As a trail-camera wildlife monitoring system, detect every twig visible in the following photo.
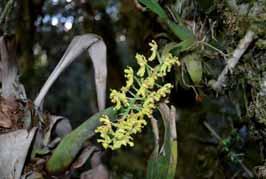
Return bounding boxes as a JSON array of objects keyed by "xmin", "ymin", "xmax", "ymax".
[
  {"xmin": 203, "ymin": 121, "xmax": 254, "ymax": 178},
  {"xmin": 0, "ymin": 0, "xmax": 14, "ymax": 25},
  {"xmin": 239, "ymin": 161, "xmax": 254, "ymax": 178},
  {"xmin": 203, "ymin": 121, "xmax": 221, "ymax": 141},
  {"xmin": 200, "ymin": 40, "xmax": 228, "ymax": 60},
  {"xmin": 212, "ymin": 30, "xmax": 255, "ymax": 91}
]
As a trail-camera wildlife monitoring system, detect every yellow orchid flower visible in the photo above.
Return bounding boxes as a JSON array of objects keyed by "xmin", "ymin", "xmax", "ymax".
[
  {"xmin": 159, "ymin": 53, "xmax": 180, "ymax": 77},
  {"xmin": 135, "ymin": 53, "xmax": 147, "ymax": 77},
  {"xmin": 148, "ymin": 40, "xmax": 158, "ymax": 61},
  {"xmin": 122, "ymin": 66, "xmax": 134, "ymax": 93},
  {"xmin": 110, "ymin": 89, "xmax": 129, "ymax": 110}
]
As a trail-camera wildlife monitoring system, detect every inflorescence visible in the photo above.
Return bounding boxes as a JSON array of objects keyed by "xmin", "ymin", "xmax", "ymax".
[{"xmin": 95, "ymin": 41, "xmax": 180, "ymax": 150}]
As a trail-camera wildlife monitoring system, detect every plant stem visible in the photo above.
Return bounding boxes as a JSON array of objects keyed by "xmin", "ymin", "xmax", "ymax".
[{"xmin": 212, "ymin": 30, "xmax": 255, "ymax": 91}]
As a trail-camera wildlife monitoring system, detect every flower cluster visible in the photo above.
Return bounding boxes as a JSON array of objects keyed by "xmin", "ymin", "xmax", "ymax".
[
  {"xmin": 110, "ymin": 90, "xmax": 128, "ymax": 110},
  {"xmin": 95, "ymin": 40, "xmax": 180, "ymax": 150}
]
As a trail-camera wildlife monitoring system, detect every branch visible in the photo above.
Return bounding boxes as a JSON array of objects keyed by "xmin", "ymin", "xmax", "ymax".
[
  {"xmin": 203, "ymin": 121, "xmax": 221, "ymax": 141},
  {"xmin": 212, "ymin": 30, "xmax": 255, "ymax": 91},
  {"xmin": 203, "ymin": 121, "xmax": 254, "ymax": 177}
]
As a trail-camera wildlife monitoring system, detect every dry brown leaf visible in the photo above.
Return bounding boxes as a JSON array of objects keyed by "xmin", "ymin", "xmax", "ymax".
[{"xmin": 0, "ymin": 96, "xmax": 23, "ymax": 129}]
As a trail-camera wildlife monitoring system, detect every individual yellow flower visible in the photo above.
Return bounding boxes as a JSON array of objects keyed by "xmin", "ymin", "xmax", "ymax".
[
  {"xmin": 110, "ymin": 89, "xmax": 129, "ymax": 110},
  {"xmin": 97, "ymin": 138, "xmax": 111, "ymax": 149},
  {"xmin": 100, "ymin": 115, "xmax": 112, "ymax": 128},
  {"xmin": 137, "ymin": 72, "xmax": 158, "ymax": 97},
  {"xmin": 122, "ymin": 66, "xmax": 134, "ymax": 93},
  {"xmin": 111, "ymin": 135, "xmax": 134, "ymax": 150},
  {"xmin": 141, "ymin": 97, "xmax": 156, "ymax": 117},
  {"xmin": 135, "ymin": 53, "xmax": 147, "ymax": 77},
  {"xmin": 148, "ymin": 40, "xmax": 158, "ymax": 61},
  {"xmin": 99, "ymin": 115, "xmax": 111, "ymax": 125},
  {"xmin": 143, "ymin": 74, "xmax": 157, "ymax": 89},
  {"xmin": 159, "ymin": 53, "xmax": 179, "ymax": 77},
  {"xmin": 156, "ymin": 83, "xmax": 173, "ymax": 98},
  {"xmin": 95, "ymin": 125, "xmax": 111, "ymax": 137},
  {"xmin": 95, "ymin": 115, "xmax": 113, "ymax": 149},
  {"xmin": 114, "ymin": 128, "xmax": 127, "ymax": 140},
  {"xmin": 149, "ymin": 91, "xmax": 161, "ymax": 102}
]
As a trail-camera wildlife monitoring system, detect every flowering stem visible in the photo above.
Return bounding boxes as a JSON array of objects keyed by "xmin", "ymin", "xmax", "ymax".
[
  {"xmin": 121, "ymin": 98, "xmax": 137, "ymax": 117},
  {"xmin": 134, "ymin": 76, "xmax": 142, "ymax": 87},
  {"xmin": 146, "ymin": 64, "xmax": 153, "ymax": 71},
  {"xmin": 128, "ymin": 90, "xmax": 139, "ymax": 98},
  {"xmin": 127, "ymin": 97, "xmax": 143, "ymax": 100},
  {"xmin": 132, "ymin": 85, "xmax": 140, "ymax": 93},
  {"xmin": 155, "ymin": 83, "xmax": 163, "ymax": 88}
]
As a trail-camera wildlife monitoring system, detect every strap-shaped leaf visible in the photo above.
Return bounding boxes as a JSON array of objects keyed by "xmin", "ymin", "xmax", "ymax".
[
  {"xmin": 34, "ymin": 34, "xmax": 107, "ymax": 111},
  {"xmin": 46, "ymin": 107, "xmax": 117, "ymax": 174},
  {"xmin": 166, "ymin": 20, "xmax": 194, "ymax": 41},
  {"xmin": 138, "ymin": 0, "xmax": 195, "ymax": 41},
  {"xmin": 138, "ymin": 0, "xmax": 168, "ymax": 19}
]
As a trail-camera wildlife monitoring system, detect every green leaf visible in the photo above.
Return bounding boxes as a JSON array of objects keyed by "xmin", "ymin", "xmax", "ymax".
[
  {"xmin": 138, "ymin": 0, "xmax": 195, "ymax": 41},
  {"xmin": 138, "ymin": 0, "xmax": 168, "ymax": 19},
  {"xmin": 166, "ymin": 20, "xmax": 194, "ymax": 41},
  {"xmin": 183, "ymin": 54, "xmax": 203, "ymax": 84},
  {"xmin": 161, "ymin": 40, "xmax": 195, "ymax": 58},
  {"xmin": 147, "ymin": 157, "xmax": 169, "ymax": 179},
  {"xmin": 46, "ymin": 107, "xmax": 117, "ymax": 174}
]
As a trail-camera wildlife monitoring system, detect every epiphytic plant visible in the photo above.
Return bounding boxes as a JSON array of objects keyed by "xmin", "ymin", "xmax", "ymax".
[{"xmin": 96, "ymin": 40, "xmax": 180, "ymax": 150}]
